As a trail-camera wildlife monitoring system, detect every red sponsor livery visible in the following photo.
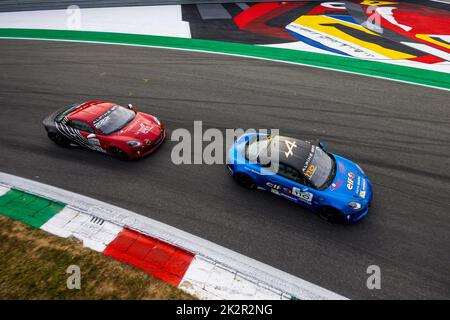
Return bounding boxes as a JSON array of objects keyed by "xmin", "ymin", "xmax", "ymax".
[{"xmin": 43, "ymin": 101, "xmax": 166, "ymax": 160}]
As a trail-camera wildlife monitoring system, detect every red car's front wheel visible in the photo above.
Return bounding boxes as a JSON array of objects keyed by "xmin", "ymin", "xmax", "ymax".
[{"xmin": 109, "ymin": 147, "xmax": 130, "ymax": 161}]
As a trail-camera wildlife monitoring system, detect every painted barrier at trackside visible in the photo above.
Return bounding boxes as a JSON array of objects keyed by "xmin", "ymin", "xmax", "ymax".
[{"xmin": 0, "ymin": 1, "xmax": 449, "ymax": 78}]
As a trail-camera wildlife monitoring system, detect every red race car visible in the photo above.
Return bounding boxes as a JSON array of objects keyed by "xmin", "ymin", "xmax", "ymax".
[{"xmin": 43, "ymin": 101, "xmax": 166, "ymax": 160}]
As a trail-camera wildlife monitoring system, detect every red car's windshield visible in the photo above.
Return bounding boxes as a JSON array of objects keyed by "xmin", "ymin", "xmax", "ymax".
[{"xmin": 93, "ymin": 105, "xmax": 135, "ymax": 135}]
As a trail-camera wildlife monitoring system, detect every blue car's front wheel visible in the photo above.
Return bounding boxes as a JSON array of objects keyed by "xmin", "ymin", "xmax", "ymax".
[
  {"xmin": 234, "ymin": 173, "xmax": 256, "ymax": 190},
  {"xmin": 318, "ymin": 206, "xmax": 344, "ymax": 223}
]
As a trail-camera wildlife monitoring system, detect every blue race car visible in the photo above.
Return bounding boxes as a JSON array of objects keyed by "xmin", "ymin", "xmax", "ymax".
[{"xmin": 227, "ymin": 133, "xmax": 373, "ymax": 223}]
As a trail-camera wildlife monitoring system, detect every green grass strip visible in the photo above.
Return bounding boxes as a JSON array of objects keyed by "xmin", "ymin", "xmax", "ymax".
[
  {"xmin": 0, "ymin": 189, "xmax": 65, "ymax": 228},
  {"xmin": 0, "ymin": 28, "xmax": 449, "ymax": 90}
]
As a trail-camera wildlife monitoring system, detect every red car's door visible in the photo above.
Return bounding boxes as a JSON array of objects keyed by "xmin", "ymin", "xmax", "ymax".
[{"xmin": 66, "ymin": 120, "xmax": 107, "ymax": 153}]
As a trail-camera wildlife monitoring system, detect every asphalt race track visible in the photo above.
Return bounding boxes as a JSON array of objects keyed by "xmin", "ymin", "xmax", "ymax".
[{"xmin": 1, "ymin": 39, "xmax": 449, "ymax": 299}]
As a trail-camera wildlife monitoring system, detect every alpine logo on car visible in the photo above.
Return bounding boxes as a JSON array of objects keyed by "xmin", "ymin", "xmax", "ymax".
[{"xmin": 284, "ymin": 139, "xmax": 297, "ymax": 158}]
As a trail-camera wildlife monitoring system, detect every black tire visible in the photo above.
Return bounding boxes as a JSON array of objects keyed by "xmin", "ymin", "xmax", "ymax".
[
  {"xmin": 109, "ymin": 147, "xmax": 130, "ymax": 161},
  {"xmin": 48, "ymin": 132, "xmax": 71, "ymax": 148},
  {"xmin": 318, "ymin": 206, "xmax": 344, "ymax": 223},
  {"xmin": 234, "ymin": 173, "xmax": 256, "ymax": 190}
]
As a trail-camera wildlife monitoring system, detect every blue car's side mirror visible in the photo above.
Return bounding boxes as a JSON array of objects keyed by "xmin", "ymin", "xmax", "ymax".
[{"xmin": 319, "ymin": 142, "xmax": 327, "ymax": 151}]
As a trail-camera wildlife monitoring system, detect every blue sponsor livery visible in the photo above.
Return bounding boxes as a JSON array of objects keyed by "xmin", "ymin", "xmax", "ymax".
[{"xmin": 227, "ymin": 133, "xmax": 373, "ymax": 223}]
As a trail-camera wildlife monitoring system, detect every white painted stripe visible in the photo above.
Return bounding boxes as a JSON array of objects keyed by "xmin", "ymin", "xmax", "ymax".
[
  {"xmin": 0, "ymin": 36, "xmax": 448, "ymax": 93},
  {"xmin": 286, "ymin": 21, "xmax": 389, "ymax": 60},
  {"xmin": 429, "ymin": 35, "xmax": 450, "ymax": 45},
  {"xmin": 264, "ymin": 41, "xmax": 342, "ymax": 56},
  {"xmin": 41, "ymin": 207, "xmax": 123, "ymax": 252},
  {"xmin": 380, "ymin": 59, "xmax": 450, "ymax": 74},
  {"xmin": 179, "ymin": 256, "xmax": 288, "ymax": 300},
  {"xmin": 0, "ymin": 6, "xmax": 190, "ymax": 38},
  {"xmin": 401, "ymin": 41, "xmax": 450, "ymax": 62},
  {"xmin": 264, "ymin": 42, "xmax": 450, "ymax": 74},
  {"xmin": 0, "ymin": 172, "xmax": 347, "ymax": 300},
  {"xmin": 0, "ymin": 185, "xmax": 11, "ymax": 196}
]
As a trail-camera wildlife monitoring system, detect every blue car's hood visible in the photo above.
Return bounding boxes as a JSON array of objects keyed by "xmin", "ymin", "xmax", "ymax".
[{"xmin": 327, "ymin": 154, "xmax": 371, "ymax": 203}]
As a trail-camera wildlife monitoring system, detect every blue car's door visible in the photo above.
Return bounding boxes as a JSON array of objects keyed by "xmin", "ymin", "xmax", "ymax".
[{"xmin": 262, "ymin": 162, "xmax": 318, "ymax": 210}]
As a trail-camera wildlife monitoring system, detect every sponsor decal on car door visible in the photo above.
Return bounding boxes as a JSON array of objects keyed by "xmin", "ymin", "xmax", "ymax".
[{"xmin": 265, "ymin": 176, "xmax": 315, "ymax": 208}]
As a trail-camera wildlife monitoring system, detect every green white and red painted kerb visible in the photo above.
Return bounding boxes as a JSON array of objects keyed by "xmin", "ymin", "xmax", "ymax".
[
  {"xmin": 0, "ymin": 190, "xmax": 191, "ymax": 286},
  {"xmin": 0, "ymin": 173, "xmax": 346, "ymax": 300},
  {"xmin": 0, "ymin": 185, "xmax": 236, "ymax": 297}
]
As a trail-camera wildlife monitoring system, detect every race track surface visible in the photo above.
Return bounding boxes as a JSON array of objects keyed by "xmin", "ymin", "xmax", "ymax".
[{"xmin": 0, "ymin": 39, "xmax": 449, "ymax": 299}]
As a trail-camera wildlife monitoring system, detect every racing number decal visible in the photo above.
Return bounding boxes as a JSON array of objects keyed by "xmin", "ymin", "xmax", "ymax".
[
  {"xmin": 267, "ymin": 183, "xmax": 313, "ymax": 204},
  {"xmin": 304, "ymin": 164, "xmax": 316, "ymax": 179},
  {"xmin": 284, "ymin": 140, "xmax": 297, "ymax": 158},
  {"xmin": 292, "ymin": 187, "xmax": 313, "ymax": 204}
]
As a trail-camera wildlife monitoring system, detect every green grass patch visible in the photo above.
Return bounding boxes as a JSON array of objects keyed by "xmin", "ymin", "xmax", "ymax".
[{"xmin": 0, "ymin": 215, "xmax": 194, "ymax": 299}]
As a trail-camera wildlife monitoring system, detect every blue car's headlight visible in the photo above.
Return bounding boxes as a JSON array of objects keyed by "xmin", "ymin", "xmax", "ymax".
[
  {"xmin": 348, "ymin": 201, "xmax": 362, "ymax": 210},
  {"xmin": 127, "ymin": 140, "xmax": 142, "ymax": 147}
]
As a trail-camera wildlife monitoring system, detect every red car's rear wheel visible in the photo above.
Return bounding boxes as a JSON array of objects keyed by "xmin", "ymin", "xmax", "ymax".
[{"xmin": 48, "ymin": 132, "xmax": 71, "ymax": 147}]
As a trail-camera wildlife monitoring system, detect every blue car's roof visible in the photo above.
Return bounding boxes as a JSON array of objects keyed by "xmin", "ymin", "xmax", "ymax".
[{"xmin": 259, "ymin": 135, "xmax": 315, "ymax": 172}]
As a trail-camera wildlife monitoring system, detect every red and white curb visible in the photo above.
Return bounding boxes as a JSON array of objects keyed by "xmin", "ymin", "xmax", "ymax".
[{"xmin": 0, "ymin": 172, "xmax": 347, "ymax": 300}]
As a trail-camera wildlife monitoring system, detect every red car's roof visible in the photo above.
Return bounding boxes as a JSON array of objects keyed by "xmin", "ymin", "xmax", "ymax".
[{"xmin": 67, "ymin": 101, "xmax": 114, "ymax": 124}]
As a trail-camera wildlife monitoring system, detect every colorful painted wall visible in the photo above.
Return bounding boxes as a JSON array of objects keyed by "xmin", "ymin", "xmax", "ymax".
[
  {"xmin": 0, "ymin": 1, "xmax": 449, "ymax": 74},
  {"xmin": 183, "ymin": 1, "xmax": 450, "ymax": 65}
]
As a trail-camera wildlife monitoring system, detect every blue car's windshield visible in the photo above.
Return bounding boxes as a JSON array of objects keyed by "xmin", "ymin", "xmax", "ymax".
[
  {"xmin": 245, "ymin": 135, "xmax": 271, "ymax": 163},
  {"xmin": 303, "ymin": 147, "xmax": 335, "ymax": 190},
  {"xmin": 93, "ymin": 105, "xmax": 135, "ymax": 135}
]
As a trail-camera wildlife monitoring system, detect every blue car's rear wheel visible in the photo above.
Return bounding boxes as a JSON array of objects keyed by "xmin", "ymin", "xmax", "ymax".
[
  {"xmin": 234, "ymin": 173, "xmax": 256, "ymax": 190},
  {"xmin": 318, "ymin": 206, "xmax": 344, "ymax": 223}
]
